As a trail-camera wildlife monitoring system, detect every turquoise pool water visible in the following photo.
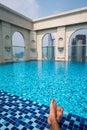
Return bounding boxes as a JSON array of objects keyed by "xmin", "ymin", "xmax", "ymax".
[{"xmin": 0, "ymin": 61, "xmax": 87, "ymax": 118}]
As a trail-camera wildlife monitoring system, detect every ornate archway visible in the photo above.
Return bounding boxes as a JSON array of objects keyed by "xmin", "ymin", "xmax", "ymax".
[
  {"xmin": 12, "ymin": 32, "xmax": 25, "ymax": 61},
  {"xmin": 68, "ymin": 29, "xmax": 87, "ymax": 62},
  {"xmin": 42, "ymin": 33, "xmax": 55, "ymax": 60}
]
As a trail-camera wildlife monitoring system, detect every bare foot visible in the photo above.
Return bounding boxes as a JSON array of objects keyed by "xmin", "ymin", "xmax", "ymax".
[
  {"xmin": 48, "ymin": 99, "xmax": 64, "ymax": 125},
  {"xmin": 56, "ymin": 107, "xmax": 64, "ymax": 122},
  {"xmin": 48, "ymin": 99, "xmax": 57, "ymax": 125}
]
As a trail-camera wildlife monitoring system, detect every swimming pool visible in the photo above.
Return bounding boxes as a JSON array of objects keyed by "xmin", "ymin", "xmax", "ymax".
[{"xmin": 0, "ymin": 61, "xmax": 87, "ymax": 118}]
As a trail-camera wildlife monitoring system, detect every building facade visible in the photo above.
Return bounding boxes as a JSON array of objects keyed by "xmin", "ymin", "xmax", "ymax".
[{"xmin": 0, "ymin": 3, "xmax": 87, "ymax": 63}]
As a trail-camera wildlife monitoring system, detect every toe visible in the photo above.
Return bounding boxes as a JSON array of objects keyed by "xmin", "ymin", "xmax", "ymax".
[{"xmin": 56, "ymin": 107, "xmax": 64, "ymax": 121}]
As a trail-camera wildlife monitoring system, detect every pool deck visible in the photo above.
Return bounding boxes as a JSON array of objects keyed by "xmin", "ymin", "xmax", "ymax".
[{"xmin": 0, "ymin": 91, "xmax": 87, "ymax": 130}]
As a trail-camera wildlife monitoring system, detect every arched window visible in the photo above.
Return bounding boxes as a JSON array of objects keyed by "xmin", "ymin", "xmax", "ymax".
[
  {"xmin": 42, "ymin": 33, "xmax": 55, "ymax": 60},
  {"xmin": 12, "ymin": 32, "xmax": 25, "ymax": 61},
  {"xmin": 68, "ymin": 29, "xmax": 87, "ymax": 62}
]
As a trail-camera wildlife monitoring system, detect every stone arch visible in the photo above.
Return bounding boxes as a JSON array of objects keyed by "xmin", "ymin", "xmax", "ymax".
[
  {"xmin": 68, "ymin": 28, "xmax": 87, "ymax": 45},
  {"xmin": 12, "ymin": 31, "xmax": 25, "ymax": 61},
  {"xmin": 42, "ymin": 33, "xmax": 55, "ymax": 46},
  {"xmin": 42, "ymin": 33, "xmax": 55, "ymax": 60},
  {"xmin": 68, "ymin": 28, "xmax": 87, "ymax": 62}
]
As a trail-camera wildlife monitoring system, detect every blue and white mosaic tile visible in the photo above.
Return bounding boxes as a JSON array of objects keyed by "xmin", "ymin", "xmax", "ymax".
[{"xmin": 0, "ymin": 91, "xmax": 87, "ymax": 130}]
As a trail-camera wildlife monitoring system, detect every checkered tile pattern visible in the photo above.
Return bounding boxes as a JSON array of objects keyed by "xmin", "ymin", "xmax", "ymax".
[{"xmin": 0, "ymin": 91, "xmax": 87, "ymax": 130}]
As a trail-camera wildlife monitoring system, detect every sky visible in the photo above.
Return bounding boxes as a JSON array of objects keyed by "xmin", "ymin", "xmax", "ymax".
[{"xmin": 0, "ymin": 0, "xmax": 87, "ymax": 19}]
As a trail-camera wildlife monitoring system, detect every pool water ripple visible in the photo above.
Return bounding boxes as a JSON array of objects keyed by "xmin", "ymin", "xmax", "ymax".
[{"xmin": 0, "ymin": 61, "xmax": 87, "ymax": 118}]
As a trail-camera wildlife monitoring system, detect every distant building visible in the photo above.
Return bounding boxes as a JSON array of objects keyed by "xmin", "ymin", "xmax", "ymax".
[{"xmin": 71, "ymin": 35, "xmax": 86, "ymax": 62}]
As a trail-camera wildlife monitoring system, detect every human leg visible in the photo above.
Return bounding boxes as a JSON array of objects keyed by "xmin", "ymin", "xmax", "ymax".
[{"xmin": 48, "ymin": 99, "xmax": 64, "ymax": 130}]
